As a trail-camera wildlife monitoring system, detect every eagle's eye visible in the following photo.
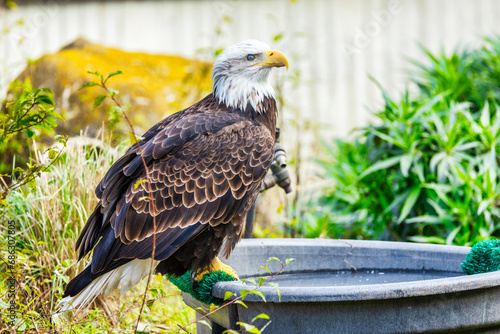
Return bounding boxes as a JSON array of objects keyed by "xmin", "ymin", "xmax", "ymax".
[{"xmin": 246, "ymin": 54, "xmax": 255, "ymax": 61}]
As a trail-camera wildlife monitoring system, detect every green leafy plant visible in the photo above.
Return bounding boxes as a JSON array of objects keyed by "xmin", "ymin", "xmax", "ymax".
[
  {"xmin": 81, "ymin": 70, "xmax": 125, "ymax": 132},
  {"xmin": 0, "ymin": 84, "xmax": 66, "ymax": 207},
  {"xmin": 313, "ymin": 36, "xmax": 500, "ymax": 246},
  {"xmin": 412, "ymin": 37, "xmax": 500, "ymax": 112}
]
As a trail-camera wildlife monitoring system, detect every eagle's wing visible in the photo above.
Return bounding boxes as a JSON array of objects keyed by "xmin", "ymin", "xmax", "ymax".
[{"xmin": 76, "ymin": 110, "xmax": 274, "ymax": 275}]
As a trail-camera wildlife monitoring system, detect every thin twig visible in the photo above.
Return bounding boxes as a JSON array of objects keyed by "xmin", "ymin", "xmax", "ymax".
[
  {"xmin": 259, "ymin": 319, "xmax": 272, "ymax": 333},
  {"xmin": 4, "ymin": 98, "xmax": 37, "ymax": 136},
  {"xmin": 1, "ymin": 148, "xmax": 64, "ymax": 196},
  {"xmin": 97, "ymin": 80, "xmax": 158, "ymax": 334},
  {"xmin": 342, "ymin": 241, "xmax": 358, "ymax": 272},
  {"xmin": 177, "ymin": 323, "xmax": 194, "ymax": 334}
]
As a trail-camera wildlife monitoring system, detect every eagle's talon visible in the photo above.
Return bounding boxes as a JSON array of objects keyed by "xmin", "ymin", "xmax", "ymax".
[
  {"xmin": 190, "ymin": 270, "xmax": 199, "ymax": 291},
  {"xmin": 195, "ymin": 256, "xmax": 239, "ymax": 282}
]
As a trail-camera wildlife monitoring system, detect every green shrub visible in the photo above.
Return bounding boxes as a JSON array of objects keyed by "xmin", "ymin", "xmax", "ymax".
[
  {"xmin": 0, "ymin": 83, "xmax": 66, "ymax": 206},
  {"xmin": 413, "ymin": 37, "xmax": 500, "ymax": 112},
  {"xmin": 315, "ymin": 37, "xmax": 500, "ymax": 246}
]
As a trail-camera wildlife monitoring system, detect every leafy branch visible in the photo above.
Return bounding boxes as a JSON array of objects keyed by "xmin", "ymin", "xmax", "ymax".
[
  {"xmin": 178, "ymin": 257, "xmax": 294, "ymax": 334},
  {"xmin": 0, "ymin": 86, "xmax": 67, "ymax": 207},
  {"xmin": 81, "ymin": 70, "xmax": 158, "ymax": 333}
]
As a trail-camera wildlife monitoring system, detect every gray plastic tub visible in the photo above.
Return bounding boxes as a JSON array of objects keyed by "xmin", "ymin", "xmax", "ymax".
[{"xmin": 182, "ymin": 238, "xmax": 500, "ymax": 334}]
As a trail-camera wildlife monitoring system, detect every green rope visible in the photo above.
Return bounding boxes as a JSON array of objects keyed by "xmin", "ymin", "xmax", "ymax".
[
  {"xmin": 461, "ymin": 239, "xmax": 500, "ymax": 275},
  {"xmin": 168, "ymin": 270, "xmax": 237, "ymax": 306}
]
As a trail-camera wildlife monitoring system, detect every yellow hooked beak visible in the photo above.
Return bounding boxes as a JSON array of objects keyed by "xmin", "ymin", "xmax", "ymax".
[{"xmin": 257, "ymin": 50, "xmax": 289, "ymax": 70}]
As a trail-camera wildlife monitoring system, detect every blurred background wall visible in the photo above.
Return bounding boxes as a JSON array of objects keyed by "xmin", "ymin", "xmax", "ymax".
[{"xmin": 1, "ymin": 0, "xmax": 499, "ymax": 139}]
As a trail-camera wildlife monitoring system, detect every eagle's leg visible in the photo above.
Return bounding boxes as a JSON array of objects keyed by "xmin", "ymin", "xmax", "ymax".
[{"xmin": 195, "ymin": 256, "xmax": 239, "ymax": 281}]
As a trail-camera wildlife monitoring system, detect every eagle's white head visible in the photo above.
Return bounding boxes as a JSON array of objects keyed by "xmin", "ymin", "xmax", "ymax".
[{"xmin": 212, "ymin": 39, "xmax": 289, "ymax": 113}]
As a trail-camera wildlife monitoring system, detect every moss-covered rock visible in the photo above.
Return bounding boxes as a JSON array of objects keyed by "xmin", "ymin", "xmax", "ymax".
[{"xmin": 10, "ymin": 38, "xmax": 213, "ymax": 136}]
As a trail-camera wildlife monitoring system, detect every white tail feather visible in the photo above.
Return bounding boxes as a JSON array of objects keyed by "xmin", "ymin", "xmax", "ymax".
[{"xmin": 57, "ymin": 259, "xmax": 159, "ymax": 314}]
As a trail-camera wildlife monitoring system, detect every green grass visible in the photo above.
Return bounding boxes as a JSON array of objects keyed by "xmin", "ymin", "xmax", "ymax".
[{"xmin": 0, "ymin": 134, "xmax": 195, "ymax": 333}]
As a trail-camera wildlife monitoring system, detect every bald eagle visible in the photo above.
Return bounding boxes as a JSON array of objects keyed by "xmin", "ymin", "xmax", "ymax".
[{"xmin": 58, "ymin": 40, "xmax": 289, "ymax": 313}]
